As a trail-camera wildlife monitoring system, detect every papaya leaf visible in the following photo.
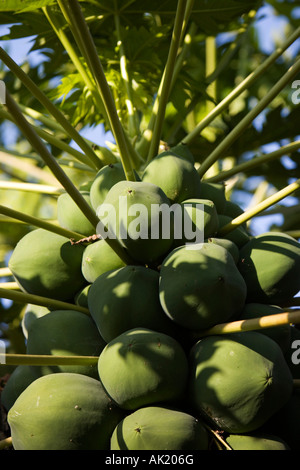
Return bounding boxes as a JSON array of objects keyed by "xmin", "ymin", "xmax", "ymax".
[{"xmin": 0, "ymin": 0, "xmax": 55, "ymax": 12}]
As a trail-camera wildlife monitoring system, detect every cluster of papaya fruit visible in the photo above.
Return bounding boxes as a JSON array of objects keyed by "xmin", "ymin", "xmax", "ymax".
[{"xmin": 2, "ymin": 146, "xmax": 300, "ymax": 450}]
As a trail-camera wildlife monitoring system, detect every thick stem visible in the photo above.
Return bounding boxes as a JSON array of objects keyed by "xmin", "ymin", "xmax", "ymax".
[
  {"xmin": 0, "ymin": 47, "xmax": 101, "ymax": 170},
  {"xmin": 197, "ymin": 56, "xmax": 300, "ymax": 179},
  {"xmin": 0, "ymin": 181, "xmax": 64, "ymax": 196},
  {"xmin": 3, "ymin": 354, "xmax": 98, "ymax": 367}
]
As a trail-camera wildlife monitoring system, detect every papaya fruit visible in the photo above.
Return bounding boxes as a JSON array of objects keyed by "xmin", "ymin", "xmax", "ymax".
[
  {"xmin": 7, "ymin": 372, "xmax": 125, "ymax": 450},
  {"xmin": 199, "ymin": 181, "xmax": 227, "ymax": 213},
  {"xmin": 226, "ymin": 433, "xmax": 290, "ymax": 450},
  {"xmin": 159, "ymin": 242, "xmax": 247, "ymax": 330},
  {"xmin": 110, "ymin": 406, "xmax": 209, "ymax": 450},
  {"xmin": 90, "ymin": 163, "xmax": 126, "ymax": 211},
  {"xmin": 26, "ymin": 309, "xmax": 106, "ymax": 378},
  {"xmin": 217, "ymin": 214, "xmax": 251, "ymax": 248},
  {"xmin": 237, "ymin": 232, "xmax": 300, "ymax": 305},
  {"xmin": 98, "ymin": 328, "xmax": 189, "ymax": 410},
  {"xmin": 21, "ymin": 304, "xmax": 51, "ymax": 339},
  {"xmin": 1, "ymin": 365, "xmax": 41, "ymax": 411},
  {"xmin": 172, "ymin": 198, "xmax": 219, "ymax": 248},
  {"xmin": 56, "ymin": 190, "xmax": 95, "ymax": 237},
  {"xmin": 238, "ymin": 303, "xmax": 291, "ymax": 353},
  {"xmin": 74, "ymin": 284, "xmax": 91, "ymax": 309},
  {"xmin": 142, "ymin": 151, "xmax": 201, "ymax": 203},
  {"xmin": 8, "ymin": 229, "xmax": 87, "ymax": 302},
  {"xmin": 169, "ymin": 143, "xmax": 195, "ymax": 164},
  {"xmin": 205, "ymin": 237, "xmax": 239, "ymax": 264},
  {"xmin": 88, "ymin": 265, "xmax": 180, "ymax": 343},
  {"xmin": 97, "ymin": 180, "xmax": 174, "ymax": 264},
  {"xmin": 81, "ymin": 238, "xmax": 126, "ymax": 283},
  {"xmin": 188, "ymin": 331, "xmax": 293, "ymax": 434}
]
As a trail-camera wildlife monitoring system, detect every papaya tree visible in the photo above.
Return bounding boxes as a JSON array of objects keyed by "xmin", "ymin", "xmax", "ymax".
[{"xmin": 0, "ymin": 0, "xmax": 300, "ymax": 451}]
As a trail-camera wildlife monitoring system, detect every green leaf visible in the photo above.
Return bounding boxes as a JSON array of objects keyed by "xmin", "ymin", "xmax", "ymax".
[{"xmin": 0, "ymin": 0, "xmax": 55, "ymax": 12}]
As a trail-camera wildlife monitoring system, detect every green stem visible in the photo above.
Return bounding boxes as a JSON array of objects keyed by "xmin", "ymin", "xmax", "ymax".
[
  {"xmin": 182, "ymin": 26, "xmax": 300, "ymax": 147},
  {"xmin": 218, "ymin": 178, "xmax": 300, "ymax": 236},
  {"xmin": 147, "ymin": 0, "xmax": 188, "ymax": 163},
  {"xmin": 0, "ymin": 47, "xmax": 101, "ymax": 170},
  {"xmin": 58, "ymin": 0, "xmax": 136, "ymax": 181},
  {"xmin": 2, "ymin": 354, "xmax": 98, "ymax": 367},
  {"xmin": 0, "ymin": 282, "xmax": 19, "ymax": 290},
  {"xmin": 0, "ymin": 204, "xmax": 85, "ymax": 240},
  {"xmin": 0, "ymin": 268, "xmax": 12, "ymax": 277},
  {"xmin": 206, "ymin": 140, "xmax": 300, "ymax": 183},
  {"xmin": 197, "ymin": 56, "xmax": 300, "ymax": 179},
  {"xmin": 0, "ymin": 287, "xmax": 90, "ymax": 315}
]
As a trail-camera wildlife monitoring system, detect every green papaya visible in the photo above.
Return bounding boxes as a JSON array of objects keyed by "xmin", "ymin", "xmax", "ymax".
[
  {"xmin": 172, "ymin": 198, "xmax": 219, "ymax": 248},
  {"xmin": 21, "ymin": 304, "xmax": 51, "ymax": 339},
  {"xmin": 1, "ymin": 365, "xmax": 41, "ymax": 411},
  {"xmin": 238, "ymin": 303, "xmax": 291, "ymax": 353},
  {"xmin": 159, "ymin": 243, "xmax": 247, "ymax": 330},
  {"xmin": 169, "ymin": 143, "xmax": 195, "ymax": 164},
  {"xmin": 237, "ymin": 232, "xmax": 300, "ymax": 304},
  {"xmin": 56, "ymin": 191, "xmax": 95, "ymax": 237},
  {"xmin": 88, "ymin": 265, "xmax": 180, "ymax": 343},
  {"xmin": 226, "ymin": 433, "xmax": 290, "ymax": 450},
  {"xmin": 8, "ymin": 229, "xmax": 87, "ymax": 302},
  {"xmin": 222, "ymin": 200, "xmax": 246, "ymax": 224},
  {"xmin": 110, "ymin": 406, "xmax": 209, "ymax": 450},
  {"xmin": 26, "ymin": 309, "xmax": 106, "ymax": 378},
  {"xmin": 98, "ymin": 328, "xmax": 189, "ymax": 410},
  {"xmin": 74, "ymin": 284, "xmax": 91, "ymax": 309},
  {"xmin": 142, "ymin": 152, "xmax": 201, "ymax": 203},
  {"xmin": 89, "ymin": 163, "xmax": 126, "ymax": 211},
  {"xmin": 8, "ymin": 372, "xmax": 125, "ymax": 450},
  {"xmin": 81, "ymin": 238, "xmax": 126, "ymax": 283},
  {"xmin": 188, "ymin": 331, "xmax": 293, "ymax": 434},
  {"xmin": 97, "ymin": 180, "xmax": 174, "ymax": 264},
  {"xmin": 199, "ymin": 181, "xmax": 227, "ymax": 213},
  {"xmin": 205, "ymin": 237, "xmax": 239, "ymax": 264},
  {"xmin": 218, "ymin": 214, "xmax": 251, "ymax": 248}
]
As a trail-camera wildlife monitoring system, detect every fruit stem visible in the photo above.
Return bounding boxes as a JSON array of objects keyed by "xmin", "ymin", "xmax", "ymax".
[
  {"xmin": 218, "ymin": 178, "xmax": 300, "ymax": 236},
  {"xmin": 0, "ymin": 268, "xmax": 12, "ymax": 278},
  {"xmin": 197, "ymin": 309, "xmax": 300, "ymax": 338},
  {"xmin": 0, "ymin": 287, "xmax": 90, "ymax": 315},
  {"xmin": 0, "ymin": 181, "xmax": 64, "ymax": 196},
  {"xmin": 0, "ymin": 47, "xmax": 101, "ymax": 171},
  {"xmin": 182, "ymin": 26, "xmax": 300, "ymax": 148},
  {"xmin": 2, "ymin": 354, "xmax": 98, "ymax": 367},
  {"xmin": 57, "ymin": 0, "xmax": 136, "ymax": 182}
]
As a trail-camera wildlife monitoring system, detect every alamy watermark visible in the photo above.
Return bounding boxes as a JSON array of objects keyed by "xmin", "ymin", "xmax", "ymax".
[
  {"xmin": 0, "ymin": 340, "xmax": 6, "ymax": 364},
  {"xmin": 291, "ymin": 80, "xmax": 300, "ymax": 105},
  {"xmin": 0, "ymin": 80, "xmax": 6, "ymax": 105},
  {"xmin": 96, "ymin": 198, "xmax": 205, "ymax": 249}
]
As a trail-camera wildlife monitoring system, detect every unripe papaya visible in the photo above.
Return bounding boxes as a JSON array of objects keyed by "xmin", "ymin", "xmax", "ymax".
[
  {"xmin": 98, "ymin": 328, "xmax": 189, "ymax": 410},
  {"xmin": 218, "ymin": 214, "xmax": 251, "ymax": 248},
  {"xmin": 97, "ymin": 180, "xmax": 174, "ymax": 264},
  {"xmin": 8, "ymin": 372, "xmax": 125, "ymax": 450},
  {"xmin": 238, "ymin": 232, "xmax": 300, "ymax": 304},
  {"xmin": 81, "ymin": 238, "xmax": 126, "ymax": 283},
  {"xmin": 110, "ymin": 406, "xmax": 209, "ymax": 450},
  {"xmin": 88, "ymin": 265, "xmax": 180, "ymax": 343},
  {"xmin": 199, "ymin": 181, "xmax": 227, "ymax": 213},
  {"xmin": 226, "ymin": 433, "xmax": 290, "ymax": 450},
  {"xmin": 189, "ymin": 331, "xmax": 293, "ymax": 434},
  {"xmin": 142, "ymin": 152, "xmax": 201, "ymax": 203},
  {"xmin": 90, "ymin": 163, "xmax": 126, "ymax": 211},
  {"xmin": 159, "ymin": 243, "xmax": 247, "ymax": 330},
  {"xmin": 1, "ymin": 365, "xmax": 41, "ymax": 411},
  {"xmin": 8, "ymin": 229, "xmax": 87, "ymax": 302},
  {"xmin": 205, "ymin": 237, "xmax": 239, "ymax": 264},
  {"xmin": 169, "ymin": 143, "xmax": 195, "ymax": 164},
  {"xmin": 74, "ymin": 284, "xmax": 91, "ymax": 309},
  {"xmin": 56, "ymin": 191, "xmax": 95, "ymax": 237},
  {"xmin": 21, "ymin": 304, "xmax": 51, "ymax": 339},
  {"xmin": 26, "ymin": 309, "xmax": 106, "ymax": 378}
]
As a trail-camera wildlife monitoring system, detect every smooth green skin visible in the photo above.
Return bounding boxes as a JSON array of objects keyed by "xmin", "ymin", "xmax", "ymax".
[
  {"xmin": 81, "ymin": 238, "xmax": 126, "ymax": 283},
  {"xmin": 159, "ymin": 243, "xmax": 247, "ymax": 330},
  {"xmin": 74, "ymin": 284, "xmax": 91, "ymax": 309},
  {"xmin": 222, "ymin": 200, "xmax": 247, "ymax": 229},
  {"xmin": 238, "ymin": 232, "xmax": 300, "ymax": 304},
  {"xmin": 1, "ymin": 365, "xmax": 41, "ymax": 412},
  {"xmin": 218, "ymin": 214, "xmax": 251, "ymax": 248},
  {"xmin": 90, "ymin": 163, "xmax": 126, "ymax": 211},
  {"xmin": 98, "ymin": 328, "xmax": 189, "ymax": 411},
  {"xmin": 57, "ymin": 191, "xmax": 95, "ymax": 237},
  {"xmin": 8, "ymin": 373, "xmax": 125, "ymax": 450},
  {"xmin": 99, "ymin": 180, "xmax": 174, "ymax": 264},
  {"xmin": 21, "ymin": 304, "xmax": 51, "ymax": 339},
  {"xmin": 8, "ymin": 229, "xmax": 87, "ymax": 302},
  {"xmin": 199, "ymin": 182, "xmax": 227, "ymax": 213},
  {"xmin": 172, "ymin": 198, "xmax": 219, "ymax": 248},
  {"xmin": 169, "ymin": 144, "xmax": 195, "ymax": 164},
  {"xmin": 205, "ymin": 237, "xmax": 240, "ymax": 264},
  {"xmin": 110, "ymin": 406, "xmax": 209, "ymax": 450},
  {"xmin": 26, "ymin": 309, "xmax": 106, "ymax": 379},
  {"xmin": 188, "ymin": 331, "xmax": 293, "ymax": 434},
  {"xmin": 142, "ymin": 152, "xmax": 201, "ymax": 203},
  {"xmin": 88, "ymin": 265, "xmax": 180, "ymax": 343},
  {"xmin": 238, "ymin": 303, "xmax": 291, "ymax": 353},
  {"xmin": 226, "ymin": 433, "xmax": 290, "ymax": 450}
]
